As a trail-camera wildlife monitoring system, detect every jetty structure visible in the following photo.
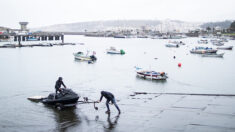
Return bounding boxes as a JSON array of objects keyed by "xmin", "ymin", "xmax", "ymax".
[{"xmin": 0, "ymin": 22, "xmax": 66, "ymax": 47}]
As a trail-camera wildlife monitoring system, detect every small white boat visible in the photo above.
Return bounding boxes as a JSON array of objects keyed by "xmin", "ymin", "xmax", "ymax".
[
  {"xmin": 219, "ymin": 38, "xmax": 229, "ymax": 42},
  {"xmin": 73, "ymin": 51, "xmax": 97, "ymax": 61},
  {"xmin": 210, "ymin": 39, "xmax": 224, "ymax": 46},
  {"xmin": 136, "ymin": 70, "xmax": 168, "ymax": 80},
  {"xmin": 165, "ymin": 43, "xmax": 179, "ymax": 48},
  {"xmin": 106, "ymin": 47, "xmax": 125, "ymax": 54},
  {"xmin": 212, "ymin": 41, "xmax": 224, "ymax": 46},
  {"xmin": 198, "ymin": 39, "xmax": 208, "ymax": 44},
  {"xmin": 39, "ymin": 43, "xmax": 53, "ymax": 47},
  {"xmin": 202, "ymin": 53, "xmax": 225, "ymax": 58},
  {"xmin": 1, "ymin": 44, "xmax": 16, "ymax": 48},
  {"xmin": 217, "ymin": 46, "xmax": 233, "ymax": 50},
  {"xmin": 113, "ymin": 35, "xmax": 126, "ymax": 38},
  {"xmin": 170, "ymin": 41, "xmax": 185, "ymax": 45},
  {"xmin": 210, "ymin": 39, "xmax": 221, "ymax": 43},
  {"xmin": 230, "ymin": 37, "xmax": 235, "ymax": 40},
  {"xmin": 151, "ymin": 36, "xmax": 161, "ymax": 39}
]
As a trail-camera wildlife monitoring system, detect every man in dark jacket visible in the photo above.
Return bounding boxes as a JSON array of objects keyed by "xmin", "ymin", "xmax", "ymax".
[
  {"xmin": 98, "ymin": 91, "xmax": 121, "ymax": 114},
  {"xmin": 55, "ymin": 77, "xmax": 67, "ymax": 95}
]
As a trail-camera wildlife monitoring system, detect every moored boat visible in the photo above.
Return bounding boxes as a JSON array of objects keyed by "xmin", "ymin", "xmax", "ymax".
[
  {"xmin": 165, "ymin": 43, "xmax": 179, "ymax": 48},
  {"xmin": 198, "ymin": 39, "xmax": 208, "ymax": 44},
  {"xmin": 0, "ymin": 44, "xmax": 16, "ymax": 48},
  {"xmin": 170, "ymin": 41, "xmax": 185, "ymax": 45},
  {"xmin": 218, "ymin": 38, "xmax": 229, "ymax": 42},
  {"xmin": 212, "ymin": 41, "xmax": 224, "ymax": 46},
  {"xmin": 73, "ymin": 51, "xmax": 97, "ymax": 61},
  {"xmin": 202, "ymin": 53, "xmax": 225, "ymax": 57},
  {"xmin": 217, "ymin": 46, "xmax": 233, "ymax": 50},
  {"xmin": 211, "ymin": 39, "xmax": 224, "ymax": 46},
  {"xmin": 106, "ymin": 47, "xmax": 125, "ymax": 54},
  {"xmin": 136, "ymin": 70, "xmax": 168, "ymax": 80},
  {"xmin": 190, "ymin": 47, "xmax": 217, "ymax": 54},
  {"xmin": 27, "ymin": 37, "xmax": 38, "ymax": 41},
  {"xmin": 113, "ymin": 35, "xmax": 126, "ymax": 38}
]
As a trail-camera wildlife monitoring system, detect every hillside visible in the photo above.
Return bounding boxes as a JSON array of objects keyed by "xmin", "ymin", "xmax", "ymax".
[
  {"xmin": 31, "ymin": 20, "xmax": 201, "ymax": 33},
  {"xmin": 200, "ymin": 20, "xmax": 233, "ymax": 29}
]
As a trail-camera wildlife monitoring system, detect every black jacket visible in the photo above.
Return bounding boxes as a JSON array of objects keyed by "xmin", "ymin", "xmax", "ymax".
[
  {"xmin": 100, "ymin": 91, "xmax": 114, "ymax": 101},
  {"xmin": 55, "ymin": 80, "xmax": 65, "ymax": 90}
]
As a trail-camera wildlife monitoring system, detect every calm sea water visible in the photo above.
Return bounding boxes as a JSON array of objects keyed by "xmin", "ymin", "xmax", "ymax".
[{"xmin": 0, "ymin": 35, "xmax": 235, "ymax": 131}]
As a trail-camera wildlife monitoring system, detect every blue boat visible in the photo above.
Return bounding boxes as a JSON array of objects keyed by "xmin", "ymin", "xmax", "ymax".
[{"xmin": 27, "ymin": 37, "xmax": 38, "ymax": 41}]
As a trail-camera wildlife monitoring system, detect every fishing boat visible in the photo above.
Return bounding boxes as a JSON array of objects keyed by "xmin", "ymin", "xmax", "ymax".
[
  {"xmin": 135, "ymin": 67, "xmax": 168, "ymax": 80},
  {"xmin": 217, "ymin": 46, "xmax": 233, "ymax": 50},
  {"xmin": 106, "ymin": 47, "xmax": 125, "ymax": 54},
  {"xmin": 165, "ymin": 43, "xmax": 179, "ymax": 48},
  {"xmin": 73, "ymin": 51, "xmax": 97, "ymax": 61},
  {"xmin": 190, "ymin": 47, "xmax": 217, "ymax": 54},
  {"xmin": 202, "ymin": 53, "xmax": 224, "ymax": 58},
  {"xmin": 136, "ymin": 70, "xmax": 168, "ymax": 80}
]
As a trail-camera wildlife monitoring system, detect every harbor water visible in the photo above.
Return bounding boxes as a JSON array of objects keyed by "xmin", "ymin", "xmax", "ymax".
[{"xmin": 0, "ymin": 35, "xmax": 235, "ymax": 132}]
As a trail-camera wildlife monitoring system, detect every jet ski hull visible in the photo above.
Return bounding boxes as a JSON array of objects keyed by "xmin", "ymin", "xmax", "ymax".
[
  {"xmin": 42, "ymin": 97, "xmax": 79, "ymax": 105},
  {"xmin": 42, "ymin": 89, "xmax": 79, "ymax": 105}
]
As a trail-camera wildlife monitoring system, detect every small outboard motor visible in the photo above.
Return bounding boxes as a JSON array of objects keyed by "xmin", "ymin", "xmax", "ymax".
[{"xmin": 90, "ymin": 55, "xmax": 97, "ymax": 61}]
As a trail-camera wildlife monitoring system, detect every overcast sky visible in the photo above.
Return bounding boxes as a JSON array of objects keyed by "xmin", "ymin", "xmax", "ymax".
[{"xmin": 1, "ymin": 0, "xmax": 235, "ymax": 28}]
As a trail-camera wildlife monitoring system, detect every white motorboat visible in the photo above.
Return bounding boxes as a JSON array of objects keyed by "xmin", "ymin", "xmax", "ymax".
[
  {"xmin": 165, "ymin": 43, "xmax": 179, "ymax": 48},
  {"xmin": 202, "ymin": 53, "xmax": 225, "ymax": 58},
  {"xmin": 212, "ymin": 41, "xmax": 224, "ymax": 46},
  {"xmin": 198, "ymin": 39, "xmax": 208, "ymax": 44},
  {"xmin": 73, "ymin": 51, "xmax": 97, "ymax": 61},
  {"xmin": 211, "ymin": 39, "xmax": 224, "ymax": 46},
  {"xmin": 106, "ymin": 47, "xmax": 125, "ymax": 54},
  {"xmin": 170, "ymin": 41, "xmax": 185, "ymax": 45},
  {"xmin": 217, "ymin": 46, "xmax": 233, "ymax": 50}
]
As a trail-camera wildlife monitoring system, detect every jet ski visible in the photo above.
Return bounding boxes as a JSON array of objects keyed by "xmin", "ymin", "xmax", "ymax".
[{"xmin": 42, "ymin": 88, "xmax": 79, "ymax": 105}]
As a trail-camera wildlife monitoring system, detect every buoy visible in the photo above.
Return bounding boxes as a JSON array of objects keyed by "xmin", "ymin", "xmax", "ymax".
[{"xmin": 178, "ymin": 63, "xmax": 181, "ymax": 67}]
